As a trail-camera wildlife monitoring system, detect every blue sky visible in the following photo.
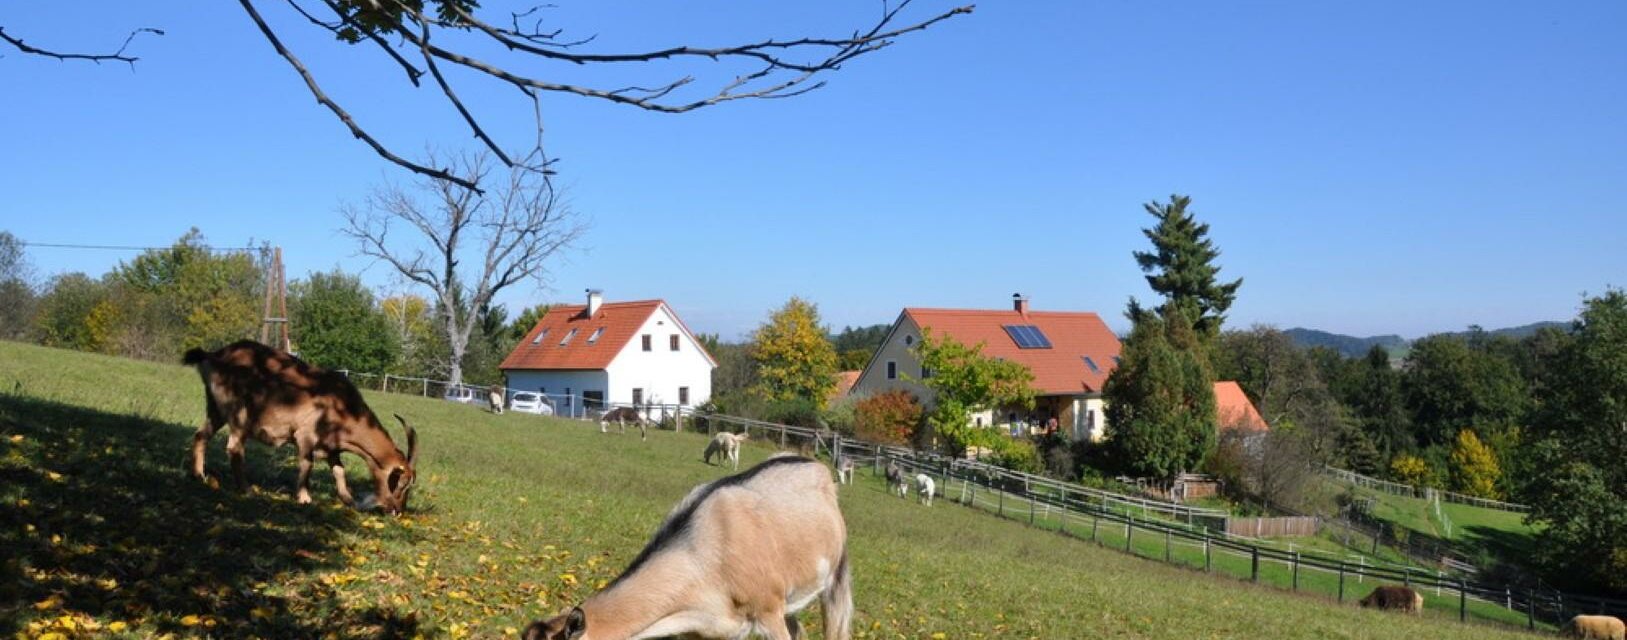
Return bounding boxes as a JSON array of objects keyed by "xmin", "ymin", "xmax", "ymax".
[{"xmin": 3, "ymin": 1, "xmax": 1623, "ymax": 340}]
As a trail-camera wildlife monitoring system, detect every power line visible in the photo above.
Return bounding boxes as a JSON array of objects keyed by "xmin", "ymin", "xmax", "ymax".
[{"xmin": 19, "ymin": 241, "xmax": 261, "ymax": 253}]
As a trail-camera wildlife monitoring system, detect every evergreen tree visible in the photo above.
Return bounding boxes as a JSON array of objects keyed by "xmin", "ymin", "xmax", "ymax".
[
  {"xmin": 748, "ymin": 297, "xmax": 839, "ymax": 409},
  {"xmin": 1102, "ymin": 313, "xmax": 1216, "ymax": 477},
  {"xmin": 1131, "ymin": 195, "xmax": 1243, "ymax": 340}
]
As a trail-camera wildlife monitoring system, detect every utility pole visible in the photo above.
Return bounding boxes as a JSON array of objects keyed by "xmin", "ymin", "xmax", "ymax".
[{"xmin": 259, "ymin": 246, "xmax": 291, "ymax": 352}]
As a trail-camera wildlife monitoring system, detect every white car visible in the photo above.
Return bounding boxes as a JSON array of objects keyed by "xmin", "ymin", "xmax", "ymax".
[
  {"xmin": 509, "ymin": 392, "xmax": 555, "ymax": 416},
  {"xmin": 443, "ymin": 386, "xmax": 478, "ymax": 404}
]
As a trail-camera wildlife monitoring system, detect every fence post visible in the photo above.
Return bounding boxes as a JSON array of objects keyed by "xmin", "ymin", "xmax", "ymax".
[
  {"xmin": 1204, "ymin": 536, "xmax": 1212, "ymax": 572},
  {"xmin": 1459, "ymin": 578, "xmax": 1467, "ymax": 622},
  {"xmin": 1526, "ymin": 589, "xmax": 1534, "ymax": 630},
  {"xmin": 968, "ymin": 480, "xmax": 976, "ymax": 509},
  {"xmin": 1126, "ymin": 517, "xmax": 1133, "ymax": 553},
  {"xmin": 1338, "ymin": 562, "xmax": 1345, "ymax": 602},
  {"xmin": 1291, "ymin": 552, "xmax": 1299, "ymax": 591},
  {"xmin": 1403, "ymin": 567, "xmax": 1411, "ymax": 587},
  {"xmin": 998, "ymin": 487, "xmax": 1005, "ymax": 517},
  {"xmin": 422, "ymin": 379, "xmax": 428, "ymax": 396},
  {"xmin": 779, "ymin": 427, "xmax": 787, "ymax": 448},
  {"xmin": 1250, "ymin": 547, "xmax": 1260, "ymax": 583},
  {"xmin": 1091, "ymin": 516, "xmax": 1099, "ymax": 543},
  {"xmin": 382, "ymin": 374, "xmax": 391, "ymax": 393},
  {"xmin": 1164, "ymin": 530, "xmax": 1172, "ymax": 563},
  {"xmin": 1029, "ymin": 494, "xmax": 1036, "ymax": 526}
]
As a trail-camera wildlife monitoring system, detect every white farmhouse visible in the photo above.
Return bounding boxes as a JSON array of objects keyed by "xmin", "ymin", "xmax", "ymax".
[{"xmin": 499, "ymin": 291, "xmax": 716, "ymax": 412}]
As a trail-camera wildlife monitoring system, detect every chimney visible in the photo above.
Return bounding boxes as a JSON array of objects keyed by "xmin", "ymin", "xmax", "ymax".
[
  {"xmin": 586, "ymin": 289, "xmax": 603, "ymax": 317},
  {"xmin": 1012, "ymin": 292, "xmax": 1029, "ymax": 316}
]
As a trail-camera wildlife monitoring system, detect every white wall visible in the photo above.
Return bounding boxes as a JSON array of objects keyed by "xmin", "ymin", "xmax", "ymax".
[
  {"xmin": 604, "ymin": 304, "xmax": 714, "ymax": 407},
  {"xmin": 849, "ymin": 314, "xmax": 935, "ymax": 404}
]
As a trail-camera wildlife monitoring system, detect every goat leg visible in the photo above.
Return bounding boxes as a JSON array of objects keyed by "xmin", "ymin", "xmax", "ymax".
[
  {"xmin": 225, "ymin": 431, "xmax": 247, "ymax": 491},
  {"xmin": 190, "ymin": 419, "xmax": 219, "ymax": 484},
  {"xmin": 758, "ymin": 610, "xmax": 795, "ymax": 640},
  {"xmin": 784, "ymin": 614, "xmax": 804, "ymax": 640},
  {"xmin": 328, "ymin": 451, "xmax": 356, "ymax": 506},
  {"xmin": 295, "ymin": 443, "xmax": 315, "ymax": 505}
]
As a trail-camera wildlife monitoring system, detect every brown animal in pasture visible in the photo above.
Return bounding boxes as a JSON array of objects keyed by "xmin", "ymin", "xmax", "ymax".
[
  {"xmin": 600, "ymin": 406, "xmax": 648, "ymax": 440},
  {"xmin": 1359, "ymin": 585, "xmax": 1423, "ymax": 614},
  {"xmin": 1564, "ymin": 615, "xmax": 1627, "ymax": 640},
  {"xmin": 184, "ymin": 340, "xmax": 419, "ymax": 514},
  {"xmin": 524, "ymin": 455, "xmax": 852, "ymax": 640}
]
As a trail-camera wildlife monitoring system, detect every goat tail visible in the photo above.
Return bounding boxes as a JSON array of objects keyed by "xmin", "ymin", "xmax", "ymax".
[
  {"xmin": 182, "ymin": 347, "xmax": 210, "ymax": 366},
  {"xmin": 822, "ymin": 548, "xmax": 853, "ymax": 640}
]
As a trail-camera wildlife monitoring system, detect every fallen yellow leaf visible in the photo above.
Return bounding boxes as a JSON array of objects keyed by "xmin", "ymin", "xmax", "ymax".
[
  {"xmin": 108, "ymin": 621, "xmax": 129, "ymax": 632},
  {"xmin": 180, "ymin": 615, "xmax": 201, "ymax": 627},
  {"xmin": 8, "ymin": 434, "xmax": 21, "ymax": 443},
  {"xmin": 33, "ymin": 594, "xmax": 63, "ymax": 611}
]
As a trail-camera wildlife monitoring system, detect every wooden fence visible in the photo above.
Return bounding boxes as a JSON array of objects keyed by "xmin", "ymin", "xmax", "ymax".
[{"xmin": 1225, "ymin": 516, "xmax": 1319, "ymax": 538}]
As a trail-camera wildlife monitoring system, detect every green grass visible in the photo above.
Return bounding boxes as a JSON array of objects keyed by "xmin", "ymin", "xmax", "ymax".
[
  {"xmin": 0, "ymin": 340, "xmax": 1547, "ymax": 639},
  {"xmin": 1347, "ymin": 484, "xmax": 1540, "ymax": 574}
]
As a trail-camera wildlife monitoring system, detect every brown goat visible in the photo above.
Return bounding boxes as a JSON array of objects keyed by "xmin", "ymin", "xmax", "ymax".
[
  {"xmin": 1359, "ymin": 585, "xmax": 1423, "ymax": 614},
  {"xmin": 1564, "ymin": 615, "xmax": 1626, "ymax": 640},
  {"xmin": 184, "ymin": 340, "xmax": 419, "ymax": 514}
]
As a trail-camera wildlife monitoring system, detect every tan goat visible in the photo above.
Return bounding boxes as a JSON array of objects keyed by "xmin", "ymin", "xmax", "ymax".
[
  {"xmin": 1564, "ymin": 615, "xmax": 1626, "ymax": 640},
  {"xmin": 525, "ymin": 455, "xmax": 851, "ymax": 640},
  {"xmin": 184, "ymin": 340, "xmax": 419, "ymax": 514}
]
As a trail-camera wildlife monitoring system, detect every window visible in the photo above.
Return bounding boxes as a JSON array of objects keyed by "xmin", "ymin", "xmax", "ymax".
[
  {"xmin": 679, "ymin": 386, "xmax": 690, "ymax": 405},
  {"xmin": 1002, "ymin": 324, "xmax": 1053, "ymax": 349},
  {"xmin": 886, "ymin": 361, "xmax": 897, "ymax": 380},
  {"xmin": 904, "ymin": 335, "xmax": 914, "ymax": 346},
  {"xmin": 531, "ymin": 328, "xmax": 549, "ymax": 345},
  {"xmin": 1082, "ymin": 356, "xmax": 1101, "ymax": 373},
  {"xmin": 642, "ymin": 334, "xmax": 652, "ymax": 351},
  {"xmin": 921, "ymin": 365, "xmax": 933, "ymax": 379},
  {"xmin": 583, "ymin": 390, "xmax": 605, "ymax": 409},
  {"xmin": 538, "ymin": 387, "xmax": 546, "ymax": 394},
  {"xmin": 670, "ymin": 334, "xmax": 680, "ymax": 351},
  {"xmin": 632, "ymin": 388, "xmax": 644, "ymax": 406},
  {"xmin": 564, "ymin": 387, "xmax": 573, "ymax": 408},
  {"xmin": 975, "ymin": 416, "xmax": 983, "ymax": 427},
  {"xmin": 587, "ymin": 327, "xmax": 605, "ymax": 344},
  {"xmin": 559, "ymin": 328, "xmax": 578, "ymax": 346}
]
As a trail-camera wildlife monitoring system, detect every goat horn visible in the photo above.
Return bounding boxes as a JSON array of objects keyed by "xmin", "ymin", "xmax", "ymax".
[{"xmin": 395, "ymin": 414, "xmax": 418, "ymax": 466}]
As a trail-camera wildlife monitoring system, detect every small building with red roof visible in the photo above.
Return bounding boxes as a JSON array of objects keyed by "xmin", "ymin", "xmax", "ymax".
[
  {"xmin": 499, "ymin": 290, "xmax": 716, "ymax": 412},
  {"xmin": 1214, "ymin": 381, "xmax": 1268, "ymax": 432}
]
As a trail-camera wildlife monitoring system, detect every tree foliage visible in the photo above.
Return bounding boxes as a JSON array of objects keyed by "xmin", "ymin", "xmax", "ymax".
[
  {"xmin": 1389, "ymin": 453, "xmax": 1433, "ymax": 488},
  {"xmin": 1448, "ymin": 428, "xmax": 1502, "ymax": 499},
  {"xmin": 288, "ymin": 270, "xmax": 399, "ymax": 373},
  {"xmin": 1102, "ymin": 313, "xmax": 1217, "ymax": 478},
  {"xmin": 1131, "ymin": 195, "xmax": 1243, "ymax": 340},
  {"xmin": 0, "ymin": 232, "xmax": 36, "ymax": 341},
  {"xmin": 1403, "ymin": 334, "xmax": 1527, "ymax": 448},
  {"xmin": 1522, "ymin": 289, "xmax": 1627, "ymax": 592},
  {"xmin": 748, "ymin": 297, "xmax": 838, "ymax": 409},
  {"xmin": 853, "ymin": 389, "xmax": 923, "ymax": 446},
  {"xmin": 911, "ymin": 328, "xmax": 1036, "ymax": 450}
]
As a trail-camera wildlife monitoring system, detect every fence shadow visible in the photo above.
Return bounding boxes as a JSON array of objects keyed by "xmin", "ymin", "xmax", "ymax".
[{"xmin": 0, "ymin": 393, "xmax": 422, "ymax": 638}]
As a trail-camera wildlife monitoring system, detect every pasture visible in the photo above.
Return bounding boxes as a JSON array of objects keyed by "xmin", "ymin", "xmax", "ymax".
[{"xmin": 0, "ymin": 340, "xmax": 1540, "ymax": 638}]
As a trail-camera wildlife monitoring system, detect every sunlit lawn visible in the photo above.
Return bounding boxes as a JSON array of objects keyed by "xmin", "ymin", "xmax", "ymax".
[{"xmin": 0, "ymin": 340, "xmax": 1543, "ymax": 638}]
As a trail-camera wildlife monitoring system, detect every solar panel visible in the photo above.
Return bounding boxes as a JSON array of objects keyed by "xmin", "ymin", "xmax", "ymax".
[{"xmin": 1003, "ymin": 324, "xmax": 1053, "ymax": 349}]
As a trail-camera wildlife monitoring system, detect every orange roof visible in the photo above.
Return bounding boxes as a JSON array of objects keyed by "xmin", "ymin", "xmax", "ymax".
[
  {"xmin": 1214, "ymin": 381, "xmax": 1268, "ymax": 431},
  {"xmin": 499, "ymin": 300, "xmax": 714, "ymax": 371},
  {"xmin": 902, "ymin": 308, "xmax": 1122, "ymax": 395},
  {"xmin": 830, "ymin": 370, "xmax": 862, "ymax": 402}
]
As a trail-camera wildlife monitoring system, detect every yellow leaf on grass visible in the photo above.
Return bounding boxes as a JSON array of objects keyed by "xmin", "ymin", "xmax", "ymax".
[
  {"xmin": 38, "ymin": 633, "xmax": 67, "ymax": 640},
  {"xmin": 251, "ymin": 607, "xmax": 274, "ymax": 620},
  {"xmin": 46, "ymin": 471, "xmax": 64, "ymax": 482},
  {"xmin": 108, "ymin": 621, "xmax": 129, "ymax": 632},
  {"xmin": 34, "ymin": 594, "xmax": 63, "ymax": 610},
  {"xmin": 8, "ymin": 434, "xmax": 22, "ymax": 443},
  {"xmin": 558, "ymin": 574, "xmax": 577, "ymax": 586},
  {"xmin": 205, "ymin": 524, "xmax": 225, "ymax": 537},
  {"xmin": 180, "ymin": 615, "xmax": 202, "ymax": 626},
  {"xmin": 16, "ymin": 498, "xmax": 28, "ymax": 508}
]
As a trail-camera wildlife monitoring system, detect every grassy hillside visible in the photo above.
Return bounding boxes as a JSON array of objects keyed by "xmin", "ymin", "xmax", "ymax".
[{"xmin": 0, "ymin": 341, "xmax": 1543, "ymax": 639}]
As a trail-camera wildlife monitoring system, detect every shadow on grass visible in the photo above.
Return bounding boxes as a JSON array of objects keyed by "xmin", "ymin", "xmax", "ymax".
[{"xmin": 0, "ymin": 392, "xmax": 423, "ymax": 638}]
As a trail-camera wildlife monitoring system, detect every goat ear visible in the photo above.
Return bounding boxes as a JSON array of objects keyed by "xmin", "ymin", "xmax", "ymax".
[{"xmin": 565, "ymin": 607, "xmax": 586, "ymax": 638}]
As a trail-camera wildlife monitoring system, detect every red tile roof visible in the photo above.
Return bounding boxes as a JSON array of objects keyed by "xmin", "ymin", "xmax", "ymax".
[
  {"xmin": 1214, "ymin": 381, "xmax": 1268, "ymax": 431},
  {"xmin": 830, "ymin": 370, "xmax": 862, "ymax": 402},
  {"xmin": 499, "ymin": 300, "xmax": 715, "ymax": 371},
  {"xmin": 902, "ymin": 308, "xmax": 1123, "ymax": 395}
]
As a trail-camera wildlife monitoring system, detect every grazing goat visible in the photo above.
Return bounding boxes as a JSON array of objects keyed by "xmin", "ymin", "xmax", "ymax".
[
  {"xmin": 703, "ymin": 432, "xmax": 748, "ymax": 471},
  {"xmin": 915, "ymin": 473, "xmax": 935, "ymax": 506},
  {"xmin": 524, "ymin": 456, "xmax": 851, "ymax": 640},
  {"xmin": 885, "ymin": 462, "xmax": 908, "ymax": 498},
  {"xmin": 184, "ymin": 340, "xmax": 419, "ymax": 514},
  {"xmin": 600, "ymin": 407, "xmax": 648, "ymax": 441},
  {"xmin": 836, "ymin": 457, "xmax": 855, "ymax": 486},
  {"xmin": 1358, "ymin": 585, "xmax": 1422, "ymax": 614},
  {"xmin": 1564, "ymin": 615, "xmax": 1626, "ymax": 640}
]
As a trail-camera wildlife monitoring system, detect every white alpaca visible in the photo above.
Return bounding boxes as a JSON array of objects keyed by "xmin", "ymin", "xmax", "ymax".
[
  {"xmin": 836, "ymin": 457, "xmax": 855, "ymax": 486},
  {"xmin": 915, "ymin": 473, "xmax": 935, "ymax": 506}
]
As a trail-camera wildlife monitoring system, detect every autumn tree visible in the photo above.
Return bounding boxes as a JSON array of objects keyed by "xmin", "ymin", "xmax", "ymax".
[
  {"xmin": 3, "ymin": 2, "xmax": 969, "ymax": 189},
  {"xmin": 32, "ymin": 273, "xmax": 107, "ymax": 351},
  {"xmin": 912, "ymin": 329, "xmax": 1036, "ymax": 450},
  {"xmin": 288, "ymin": 270, "xmax": 399, "ymax": 373},
  {"xmin": 748, "ymin": 297, "xmax": 839, "ymax": 409},
  {"xmin": 1131, "ymin": 195, "xmax": 1243, "ymax": 341},
  {"xmin": 853, "ymin": 389, "xmax": 924, "ymax": 446},
  {"xmin": 1448, "ymin": 428, "xmax": 1502, "ymax": 499},
  {"xmin": 344, "ymin": 151, "xmax": 582, "ymax": 385}
]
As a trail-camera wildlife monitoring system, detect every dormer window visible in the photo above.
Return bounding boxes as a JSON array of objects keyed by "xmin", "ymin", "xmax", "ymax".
[
  {"xmin": 587, "ymin": 328, "xmax": 605, "ymax": 344},
  {"xmin": 559, "ymin": 328, "xmax": 578, "ymax": 346},
  {"xmin": 531, "ymin": 328, "xmax": 549, "ymax": 345}
]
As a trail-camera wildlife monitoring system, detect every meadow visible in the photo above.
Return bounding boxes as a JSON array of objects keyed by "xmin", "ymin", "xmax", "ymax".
[{"xmin": 0, "ymin": 340, "xmax": 1543, "ymax": 639}]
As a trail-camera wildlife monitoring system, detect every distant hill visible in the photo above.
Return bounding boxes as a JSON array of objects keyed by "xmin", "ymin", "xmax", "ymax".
[
  {"xmin": 1286, "ymin": 321, "xmax": 1569, "ymax": 359},
  {"xmin": 1285, "ymin": 328, "xmax": 1408, "ymax": 359}
]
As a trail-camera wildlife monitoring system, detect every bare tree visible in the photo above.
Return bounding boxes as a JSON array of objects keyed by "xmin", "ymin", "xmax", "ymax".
[
  {"xmin": 343, "ymin": 150, "xmax": 583, "ymax": 385},
  {"xmin": 6, "ymin": 1, "xmax": 972, "ymax": 190}
]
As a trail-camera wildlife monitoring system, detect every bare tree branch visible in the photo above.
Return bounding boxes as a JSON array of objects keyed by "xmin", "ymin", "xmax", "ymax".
[{"xmin": 0, "ymin": 26, "xmax": 163, "ymax": 67}]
